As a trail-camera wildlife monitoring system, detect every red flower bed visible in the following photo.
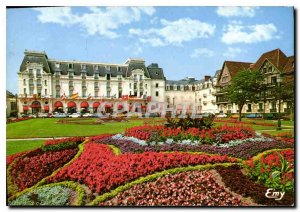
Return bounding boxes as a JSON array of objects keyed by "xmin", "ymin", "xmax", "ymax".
[
  {"xmin": 244, "ymin": 149, "xmax": 294, "ymax": 191},
  {"xmin": 261, "ymin": 132, "xmax": 294, "ymax": 144},
  {"xmin": 7, "ymin": 149, "xmax": 37, "ymax": 166},
  {"xmin": 124, "ymin": 124, "xmax": 254, "ymax": 144},
  {"xmin": 11, "ymin": 148, "xmax": 78, "ymax": 191},
  {"xmin": 6, "ymin": 117, "xmax": 32, "ymax": 124},
  {"xmin": 100, "ymin": 170, "xmax": 242, "ymax": 206},
  {"xmin": 44, "ymin": 137, "xmax": 85, "ymax": 146},
  {"xmin": 49, "ymin": 143, "xmax": 237, "ymax": 194},
  {"xmin": 89, "ymin": 134, "xmax": 114, "ymax": 142}
]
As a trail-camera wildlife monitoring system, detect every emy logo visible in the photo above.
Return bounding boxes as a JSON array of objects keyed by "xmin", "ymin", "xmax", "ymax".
[{"xmin": 265, "ymin": 188, "xmax": 285, "ymax": 201}]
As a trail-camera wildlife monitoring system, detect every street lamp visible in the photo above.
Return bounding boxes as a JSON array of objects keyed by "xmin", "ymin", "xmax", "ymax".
[{"xmin": 277, "ymin": 75, "xmax": 283, "ymax": 130}]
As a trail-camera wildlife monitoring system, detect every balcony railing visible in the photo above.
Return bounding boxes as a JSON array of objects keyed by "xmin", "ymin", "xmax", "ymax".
[
  {"xmin": 29, "ymin": 74, "xmax": 34, "ymax": 78},
  {"xmin": 36, "ymin": 74, "xmax": 42, "ymax": 78},
  {"xmin": 94, "ymin": 86, "xmax": 99, "ymax": 91},
  {"xmin": 37, "ymin": 83, "xmax": 42, "ymax": 88},
  {"xmin": 29, "ymin": 83, "xmax": 34, "ymax": 87},
  {"xmin": 82, "ymin": 86, "xmax": 87, "ymax": 90},
  {"xmin": 69, "ymin": 86, "xmax": 74, "ymax": 90}
]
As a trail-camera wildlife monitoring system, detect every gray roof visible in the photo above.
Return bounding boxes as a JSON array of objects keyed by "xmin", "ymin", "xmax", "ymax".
[
  {"xmin": 19, "ymin": 51, "xmax": 165, "ymax": 80},
  {"xmin": 6, "ymin": 90, "xmax": 15, "ymax": 98}
]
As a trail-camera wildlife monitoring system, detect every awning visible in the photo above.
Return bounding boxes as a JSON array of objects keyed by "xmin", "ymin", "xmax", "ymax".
[
  {"xmin": 93, "ymin": 102, "xmax": 100, "ymax": 108},
  {"xmin": 31, "ymin": 103, "xmax": 41, "ymax": 108},
  {"xmin": 80, "ymin": 101, "xmax": 89, "ymax": 108},
  {"xmin": 105, "ymin": 103, "xmax": 112, "ymax": 108},
  {"xmin": 44, "ymin": 105, "xmax": 49, "ymax": 111},
  {"xmin": 54, "ymin": 101, "xmax": 63, "ymax": 108},
  {"xmin": 67, "ymin": 101, "xmax": 76, "ymax": 108},
  {"xmin": 117, "ymin": 104, "xmax": 123, "ymax": 110},
  {"xmin": 23, "ymin": 106, "xmax": 29, "ymax": 111}
]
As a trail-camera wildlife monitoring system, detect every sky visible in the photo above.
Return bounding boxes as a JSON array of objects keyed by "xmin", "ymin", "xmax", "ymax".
[{"xmin": 6, "ymin": 6, "xmax": 294, "ymax": 94}]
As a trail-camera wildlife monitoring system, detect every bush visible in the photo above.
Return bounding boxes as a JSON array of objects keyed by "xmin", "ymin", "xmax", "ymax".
[{"xmin": 165, "ymin": 114, "xmax": 215, "ymax": 130}]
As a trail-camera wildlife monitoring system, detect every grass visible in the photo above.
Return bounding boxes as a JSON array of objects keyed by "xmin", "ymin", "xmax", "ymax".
[
  {"xmin": 258, "ymin": 129, "xmax": 294, "ymax": 137},
  {"xmin": 6, "ymin": 118, "xmax": 144, "ymax": 139},
  {"xmin": 6, "ymin": 140, "xmax": 45, "ymax": 156}
]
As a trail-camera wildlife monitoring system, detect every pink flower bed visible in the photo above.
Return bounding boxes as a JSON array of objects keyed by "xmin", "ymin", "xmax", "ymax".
[{"xmin": 100, "ymin": 170, "xmax": 242, "ymax": 206}]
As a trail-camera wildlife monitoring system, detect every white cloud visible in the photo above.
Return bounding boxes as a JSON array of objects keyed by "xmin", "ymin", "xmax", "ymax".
[
  {"xmin": 222, "ymin": 23, "xmax": 279, "ymax": 44},
  {"xmin": 216, "ymin": 6, "xmax": 258, "ymax": 18},
  {"xmin": 124, "ymin": 43, "xmax": 143, "ymax": 56},
  {"xmin": 223, "ymin": 47, "xmax": 243, "ymax": 58},
  {"xmin": 190, "ymin": 48, "xmax": 214, "ymax": 58},
  {"xmin": 33, "ymin": 7, "xmax": 155, "ymax": 39},
  {"xmin": 129, "ymin": 18, "xmax": 215, "ymax": 47}
]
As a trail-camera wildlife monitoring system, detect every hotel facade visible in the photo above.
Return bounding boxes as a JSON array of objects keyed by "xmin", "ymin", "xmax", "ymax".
[{"xmin": 16, "ymin": 49, "xmax": 294, "ymax": 116}]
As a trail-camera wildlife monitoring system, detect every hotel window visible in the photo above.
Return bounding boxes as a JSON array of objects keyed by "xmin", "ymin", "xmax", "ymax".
[
  {"xmin": 29, "ymin": 69, "xmax": 33, "ymax": 75},
  {"xmin": 156, "ymin": 83, "xmax": 159, "ymax": 88},
  {"xmin": 45, "ymin": 89, "xmax": 47, "ymax": 95},
  {"xmin": 55, "ymin": 63, "xmax": 60, "ymax": 68},
  {"xmin": 129, "ymin": 83, "xmax": 132, "ymax": 89},
  {"xmin": 140, "ymin": 92, "xmax": 143, "ymax": 97},
  {"xmin": 156, "ymin": 91, "xmax": 159, "ymax": 97},
  {"xmin": 94, "ymin": 65, "xmax": 99, "ymax": 70},
  {"xmin": 69, "ymin": 90, "xmax": 73, "ymax": 97},
  {"xmin": 134, "ymin": 75, "xmax": 138, "ymax": 81},
  {"xmin": 117, "ymin": 67, "xmax": 121, "ymax": 72},
  {"xmin": 82, "ymin": 90, "xmax": 86, "ymax": 98},
  {"xmin": 221, "ymin": 76, "xmax": 228, "ymax": 83},
  {"xmin": 145, "ymin": 84, "xmax": 147, "ymax": 89},
  {"xmin": 68, "ymin": 64, "xmax": 74, "ymax": 69},
  {"xmin": 23, "ymin": 79, "xmax": 26, "ymax": 85},
  {"xmin": 81, "ymin": 64, "xmax": 86, "ymax": 70},
  {"xmin": 263, "ymin": 68, "xmax": 267, "ymax": 73},
  {"xmin": 44, "ymin": 80, "xmax": 47, "ymax": 86},
  {"xmin": 271, "ymin": 76, "xmax": 277, "ymax": 85},
  {"xmin": 95, "ymin": 91, "xmax": 98, "ymax": 98},
  {"xmin": 37, "ymin": 89, "xmax": 41, "ymax": 97},
  {"xmin": 106, "ymin": 74, "xmax": 111, "ymax": 80},
  {"xmin": 107, "ymin": 91, "xmax": 110, "ymax": 98},
  {"xmin": 268, "ymin": 66, "xmax": 273, "ymax": 72},
  {"xmin": 36, "ymin": 69, "xmax": 41, "ymax": 77},
  {"xmin": 140, "ymin": 75, "xmax": 143, "ymax": 80},
  {"xmin": 29, "ymin": 89, "xmax": 33, "ymax": 95},
  {"xmin": 37, "ymin": 79, "xmax": 41, "ymax": 86},
  {"xmin": 177, "ymin": 85, "xmax": 180, "ymax": 90},
  {"xmin": 24, "ymin": 88, "xmax": 26, "ymax": 95}
]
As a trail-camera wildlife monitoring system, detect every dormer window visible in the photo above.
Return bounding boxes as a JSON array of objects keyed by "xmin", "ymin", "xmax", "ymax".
[
  {"xmin": 68, "ymin": 64, "xmax": 74, "ymax": 69},
  {"xmin": 117, "ymin": 67, "xmax": 121, "ymax": 72},
  {"xmin": 81, "ymin": 64, "xmax": 86, "ymax": 70},
  {"xmin": 55, "ymin": 63, "xmax": 60, "ymax": 68},
  {"xmin": 94, "ymin": 65, "xmax": 99, "ymax": 70},
  {"xmin": 155, "ymin": 71, "xmax": 158, "ymax": 75},
  {"xmin": 105, "ymin": 66, "xmax": 110, "ymax": 71}
]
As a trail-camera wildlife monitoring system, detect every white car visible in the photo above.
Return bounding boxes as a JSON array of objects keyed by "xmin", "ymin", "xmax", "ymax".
[
  {"xmin": 69, "ymin": 113, "xmax": 81, "ymax": 118},
  {"xmin": 216, "ymin": 113, "xmax": 227, "ymax": 118},
  {"xmin": 37, "ymin": 113, "xmax": 48, "ymax": 118},
  {"xmin": 82, "ymin": 113, "xmax": 93, "ymax": 118}
]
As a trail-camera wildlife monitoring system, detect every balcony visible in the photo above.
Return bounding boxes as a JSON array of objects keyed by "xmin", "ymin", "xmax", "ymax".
[
  {"xmin": 29, "ymin": 74, "xmax": 34, "ymax": 78},
  {"xmin": 133, "ymin": 78, "xmax": 138, "ymax": 82},
  {"xmin": 36, "ymin": 74, "xmax": 42, "ymax": 78},
  {"xmin": 106, "ymin": 87, "xmax": 111, "ymax": 92},
  {"xmin": 69, "ymin": 85, "xmax": 74, "ymax": 90},
  {"xmin": 69, "ymin": 75, "xmax": 74, "ymax": 79},
  {"xmin": 37, "ymin": 83, "xmax": 42, "ymax": 88},
  {"xmin": 56, "ymin": 84, "xmax": 61, "ymax": 89},
  {"xmin": 82, "ymin": 86, "xmax": 87, "ymax": 90},
  {"xmin": 29, "ymin": 83, "xmax": 34, "ymax": 88},
  {"xmin": 94, "ymin": 86, "xmax": 99, "ymax": 91}
]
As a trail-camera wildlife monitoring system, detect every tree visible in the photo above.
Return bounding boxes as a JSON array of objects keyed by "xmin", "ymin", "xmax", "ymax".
[{"xmin": 225, "ymin": 70, "xmax": 265, "ymax": 122}]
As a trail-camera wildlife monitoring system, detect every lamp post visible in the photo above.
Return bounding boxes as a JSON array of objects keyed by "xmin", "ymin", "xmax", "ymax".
[{"xmin": 277, "ymin": 75, "xmax": 282, "ymax": 130}]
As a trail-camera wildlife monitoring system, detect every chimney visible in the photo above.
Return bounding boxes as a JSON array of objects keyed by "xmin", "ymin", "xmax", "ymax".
[{"xmin": 204, "ymin": 75, "xmax": 211, "ymax": 81}]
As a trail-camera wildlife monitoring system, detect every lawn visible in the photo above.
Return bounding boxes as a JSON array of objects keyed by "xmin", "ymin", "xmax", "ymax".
[
  {"xmin": 6, "ymin": 140, "xmax": 45, "ymax": 156},
  {"xmin": 6, "ymin": 118, "xmax": 144, "ymax": 139}
]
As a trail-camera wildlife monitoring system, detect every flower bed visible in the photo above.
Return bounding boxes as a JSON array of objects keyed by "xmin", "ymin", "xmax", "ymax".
[
  {"xmin": 42, "ymin": 137, "xmax": 85, "ymax": 152},
  {"xmin": 48, "ymin": 143, "xmax": 237, "ymax": 194},
  {"xmin": 216, "ymin": 165, "xmax": 294, "ymax": 206},
  {"xmin": 99, "ymin": 170, "xmax": 242, "ymax": 206},
  {"xmin": 6, "ymin": 117, "xmax": 32, "ymax": 124},
  {"xmin": 124, "ymin": 124, "xmax": 255, "ymax": 145},
  {"xmin": 244, "ymin": 149, "xmax": 294, "ymax": 192},
  {"xmin": 94, "ymin": 137, "xmax": 293, "ymax": 160},
  {"xmin": 262, "ymin": 132, "xmax": 294, "ymax": 144},
  {"xmin": 10, "ymin": 148, "xmax": 78, "ymax": 191}
]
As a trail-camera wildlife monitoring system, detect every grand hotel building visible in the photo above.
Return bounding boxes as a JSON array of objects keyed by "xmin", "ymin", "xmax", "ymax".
[{"xmin": 16, "ymin": 49, "xmax": 293, "ymax": 116}]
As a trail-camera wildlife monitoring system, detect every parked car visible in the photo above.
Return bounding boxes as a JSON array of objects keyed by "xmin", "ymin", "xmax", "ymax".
[
  {"xmin": 216, "ymin": 113, "xmax": 227, "ymax": 118},
  {"xmin": 82, "ymin": 113, "xmax": 93, "ymax": 118},
  {"xmin": 246, "ymin": 113, "xmax": 262, "ymax": 118},
  {"xmin": 37, "ymin": 113, "xmax": 48, "ymax": 118},
  {"xmin": 69, "ymin": 113, "xmax": 82, "ymax": 118},
  {"xmin": 53, "ymin": 113, "xmax": 67, "ymax": 118}
]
